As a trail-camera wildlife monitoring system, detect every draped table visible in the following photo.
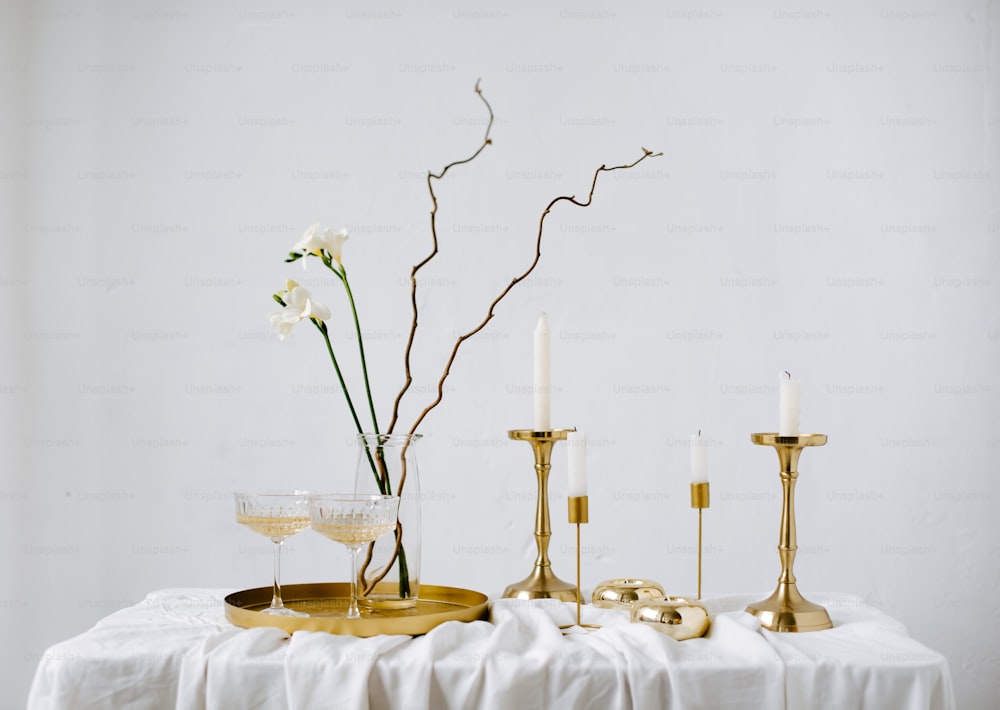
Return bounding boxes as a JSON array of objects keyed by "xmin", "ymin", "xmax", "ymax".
[{"xmin": 28, "ymin": 589, "xmax": 954, "ymax": 709}]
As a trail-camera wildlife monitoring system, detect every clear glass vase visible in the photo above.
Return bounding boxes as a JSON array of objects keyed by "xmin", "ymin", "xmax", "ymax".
[{"xmin": 353, "ymin": 433, "xmax": 421, "ymax": 609}]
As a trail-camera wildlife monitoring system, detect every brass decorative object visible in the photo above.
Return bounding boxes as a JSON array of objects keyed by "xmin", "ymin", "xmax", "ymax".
[
  {"xmin": 746, "ymin": 432, "xmax": 832, "ymax": 633},
  {"xmin": 690, "ymin": 481, "xmax": 710, "ymax": 600},
  {"xmin": 627, "ymin": 482, "xmax": 711, "ymax": 639},
  {"xmin": 503, "ymin": 429, "xmax": 577, "ymax": 601},
  {"xmin": 225, "ymin": 583, "xmax": 488, "ymax": 637},
  {"xmin": 631, "ymin": 596, "xmax": 710, "ymax": 640},
  {"xmin": 560, "ymin": 495, "xmax": 599, "ymax": 631},
  {"xmin": 592, "ymin": 579, "xmax": 665, "ymax": 610}
]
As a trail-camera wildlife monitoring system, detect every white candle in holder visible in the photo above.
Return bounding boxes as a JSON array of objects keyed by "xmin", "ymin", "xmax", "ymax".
[
  {"xmin": 779, "ymin": 371, "xmax": 800, "ymax": 436},
  {"xmin": 534, "ymin": 313, "xmax": 551, "ymax": 431},
  {"xmin": 690, "ymin": 431, "xmax": 708, "ymax": 484},
  {"xmin": 567, "ymin": 430, "xmax": 587, "ymax": 496}
]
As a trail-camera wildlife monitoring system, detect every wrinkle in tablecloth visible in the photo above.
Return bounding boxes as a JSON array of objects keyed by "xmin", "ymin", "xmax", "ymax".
[{"xmin": 27, "ymin": 590, "xmax": 955, "ymax": 710}]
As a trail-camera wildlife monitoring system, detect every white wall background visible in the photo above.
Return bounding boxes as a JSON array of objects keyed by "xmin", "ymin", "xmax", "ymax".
[{"xmin": 2, "ymin": 0, "xmax": 998, "ymax": 706}]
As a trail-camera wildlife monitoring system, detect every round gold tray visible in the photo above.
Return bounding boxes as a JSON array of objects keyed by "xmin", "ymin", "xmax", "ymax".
[{"xmin": 224, "ymin": 583, "xmax": 489, "ymax": 637}]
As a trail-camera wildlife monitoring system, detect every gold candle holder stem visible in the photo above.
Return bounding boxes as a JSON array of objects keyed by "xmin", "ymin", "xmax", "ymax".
[
  {"xmin": 746, "ymin": 433, "xmax": 832, "ymax": 633},
  {"xmin": 697, "ymin": 509, "xmax": 703, "ymax": 599},
  {"xmin": 567, "ymin": 495, "xmax": 589, "ymax": 626},
  {"xmin": 574, "ymin": 521, "xmax": 581, "ymax": 625},
  {"xmin": 562, "ymin": 495, "xmax": 598, "ymax": 632},
  {"xmin": 690, "ymin": 482, "xmax": 709, "ymax": 601},
  {"xmin": 778, "ymin": 470, "xmax": 797, "ymax": 585},
  {"xmin": 504, "ymin": 430, "xmax": 576, "ymax": 601}
]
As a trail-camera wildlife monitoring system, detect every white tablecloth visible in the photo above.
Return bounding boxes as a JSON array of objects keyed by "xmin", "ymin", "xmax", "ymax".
[{"xmin": 28, "ymin": 589, "xmax": 955, "ymax": 710}]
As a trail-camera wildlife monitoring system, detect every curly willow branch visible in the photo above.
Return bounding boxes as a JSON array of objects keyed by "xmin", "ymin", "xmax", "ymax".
[
  {"xmin": 364, "ymin": 148, "xmax": 663, "ymax": 595},
  {"xmin": 364, "ymin": 80, "xmax": 660, "ymax": 592},
  {"xmin": 386, "ymin": 79, "xmax": 495, "ymax": 436},
  {"xmin": 405, "ymin": 146, "xmax": 662, "ymax": 440},
  {"xmin": 362, "ymin": 81, "xmax": 494, "ymax": 594}
]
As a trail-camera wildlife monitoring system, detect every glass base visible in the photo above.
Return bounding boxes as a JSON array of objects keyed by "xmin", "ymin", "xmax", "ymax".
[
  {"xmin": 261, "ymin": 605, "xmax": 309, "ymax": 618},
  {"xmin": 359, "ymin": 593, "xmax": 418, "ymax": 611}
]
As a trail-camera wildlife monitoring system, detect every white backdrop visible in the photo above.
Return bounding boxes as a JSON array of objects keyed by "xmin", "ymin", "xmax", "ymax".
[{"xmin": 2, "ymin": 0, "xmax": 998, "ymax": 707}]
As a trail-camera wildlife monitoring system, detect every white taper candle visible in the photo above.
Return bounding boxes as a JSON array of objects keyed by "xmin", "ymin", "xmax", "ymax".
[
  {"xmin": 533, "ymin": 313, "xmax": 551, "ymax": 431},
  {"xmin": 779, "ymin": 371, "xmax": 800, "ymax": 436},
  {"xmin": 567, "ymin": 430, "xmax": 587, "ymax": 496},
  {"xmin": 690, "ymin": 431, "xmax": 708, "ymax": 484}
]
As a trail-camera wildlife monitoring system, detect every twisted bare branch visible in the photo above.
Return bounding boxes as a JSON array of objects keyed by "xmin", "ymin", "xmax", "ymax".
[
  {"xmin": 405, "ymin": 147, "xmax": 662, "ymax": 439},
  {"xmin": 386, "ymin": 79, "xmax": 495, "ymax": 435}
]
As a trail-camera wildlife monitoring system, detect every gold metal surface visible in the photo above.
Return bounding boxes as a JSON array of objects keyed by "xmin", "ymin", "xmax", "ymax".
[
  {"xmin": 224, "ymin": 583, "xmax": 488, "ymax": 637},
  {"xmin": 592, "ymin": 579, "xmax": 666, "ymax": 610},
  {"xmin": 744, "ymin": 584, "xmax": 833, "ymax": 633},
  {"xmin": 567, "ymin": 496, "xmax": 589, "ymax": 524},
  {"xmin": 559, "ymin": 495, "xmax": 600, "ymax": 632},
  {"xmin": 631, "ymin": 596, "xmax": 710, "ymax": 640},
  {"xmin": 746, "ymin": 432, "xmax": 832, "ymax": 632},
  {"xmin": 503, "ymin": 429, "xmax": 577, "ymax": 601},
  {"xmin": 689, "ymin": 482, "xmax": 710, "ymax": 509},
  {"xmin": 690, "ymin": 481, "xmax": 710, "ymax": 599}
]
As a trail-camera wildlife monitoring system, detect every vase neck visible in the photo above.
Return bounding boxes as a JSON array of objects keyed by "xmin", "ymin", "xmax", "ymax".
[{"xmin": 358, "ymin": 433, "xmax": 421, "ymax": 447}]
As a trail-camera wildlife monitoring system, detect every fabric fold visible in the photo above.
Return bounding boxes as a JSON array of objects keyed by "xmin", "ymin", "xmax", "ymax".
[{"xmin": 27, "ymin": 590, "xmax": 955, "ymax": 710}]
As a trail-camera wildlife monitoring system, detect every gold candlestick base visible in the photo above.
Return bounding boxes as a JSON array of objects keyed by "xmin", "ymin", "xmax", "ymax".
[
  {"xmin": 744, "ymin": 584, "xmax": 832, "ymax": 633},
  {"xmin": 746, "ymin": 433, "xmax": 832, "ymax": 633},
  {"xmin": 503, "ymin": 429, "xmax": 577, "ymax": 601}
]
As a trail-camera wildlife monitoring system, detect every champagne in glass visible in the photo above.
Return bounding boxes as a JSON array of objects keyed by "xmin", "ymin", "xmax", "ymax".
[
  {"xmin": 234, "ymin": 491, "xmax": 311, "ymax": 617},
  {"xmin": 309, "ymin": 494, "xmax": 399, "ymax": 619}
]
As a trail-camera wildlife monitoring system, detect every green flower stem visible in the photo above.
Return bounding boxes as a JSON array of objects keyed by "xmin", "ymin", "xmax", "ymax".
[
  {"xmin": 312, "ymin": 260, "xmax": 409, "ymax": 598},
  {"xmin": 339, "ymin": 264, "xmax": 381, "ymax": 437},
  {"xmin": 343, "ymin": 267, "xmax": 394, "ymax": 493},
  {"xmin": 325, "ymin": 258, "xmax": 390, "ymax": 492},
  {"xmin": 317, "ymin": 312, "xmax": 409, "ymax": 599},
  {"xmin": 313, "ymin": 319, "xmax": 383, "ymax": 492},
  {"xmin": 314, "ymin": 320, "xmax": 364, "ymax": 434},
  {"xmin": 397, "ymin": 542, "xmax": 410, "ymax": 597}
]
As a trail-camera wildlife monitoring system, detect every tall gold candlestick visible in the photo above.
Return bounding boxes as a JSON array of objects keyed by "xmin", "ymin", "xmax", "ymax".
[
  {"xmin": 746, "ymin": 433, "xmax": 832, "ymax": 632},
  {"xmin": 503, "ymin": 429, "xmax": 576, "ymax": 601},
  {"xmin": 567, "ymin": 495, "xmax": 589, "ymax": 626},
  {"xmin": 560, "ymin": 495, "xmax": 599, "ymax": 632},
  {"xmin": 690, "ymin": 482, "xmax": 710, "ymax": 599}
]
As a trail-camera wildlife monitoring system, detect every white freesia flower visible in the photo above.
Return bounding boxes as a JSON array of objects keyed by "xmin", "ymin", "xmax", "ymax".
[
  {"xmin": 267, "ymin": 311, "xmax": 296, "ymax": 339},
  {"xmin": 293, "ymin": 224, "xmax": 349, "ymax": 265},
  {"xmin": 268, "ymin": 280, "xmax": 331, "ymax": 339},
  {"xmin": 294, "ymin": 224, "xmax": 325, "ymax": 256},
  {"xmin": 322, "ymin": 227, "xmax": 349, "ymax": 264}
]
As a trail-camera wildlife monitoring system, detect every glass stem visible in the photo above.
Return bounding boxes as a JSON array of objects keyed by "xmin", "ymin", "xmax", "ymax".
[
  {"xmin": 348, "ymin": 544, "xmax": 362, "ymax": 619},
  {"xmin": 271, "ymin": 539, "xmax": 285, "ymax": 610}
]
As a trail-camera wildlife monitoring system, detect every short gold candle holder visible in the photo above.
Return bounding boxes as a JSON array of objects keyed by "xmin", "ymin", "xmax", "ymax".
[
  {"xmin": 746, "ymin": 432, "xmax": 832, "ymax": 633},
  {"xmin": 631, "ymin": 597, "xmax": 710, "ymax": 640},
  {"xmin": 630, "ymin": 484, "xmax": 712, "ymax": 641},
  {"xmin": 560, "ymin": 495, "xmax": 600, "ymax": 632},
  {"xmin": 690, "ymin": 481, "xmax": 710, "ymax": 600},
  {"xmin": 592, "ymin": 579, "xmax": 665, "ymax": 610},
  {"xmin": 503, "ymin": 429, "xmax": 577, "ymax": 601}
]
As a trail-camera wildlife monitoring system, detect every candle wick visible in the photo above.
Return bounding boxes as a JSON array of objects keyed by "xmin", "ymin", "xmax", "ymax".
[
  {"xmin": 697, "ymin": 429, "xmax": 701, "ymax": 437},
  {"xmin": 784, "ymin": 370, "xmax": 791, "ymax": 379}
]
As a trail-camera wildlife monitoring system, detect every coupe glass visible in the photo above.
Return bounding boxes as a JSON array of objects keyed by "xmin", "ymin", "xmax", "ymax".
[
  {"xmin": 234, "ymin": 491, "xmax": 311, "ymax": 617},
  {"xmin": 309, "ymin": 494, "xmax": 400, "ymax": 619}
]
